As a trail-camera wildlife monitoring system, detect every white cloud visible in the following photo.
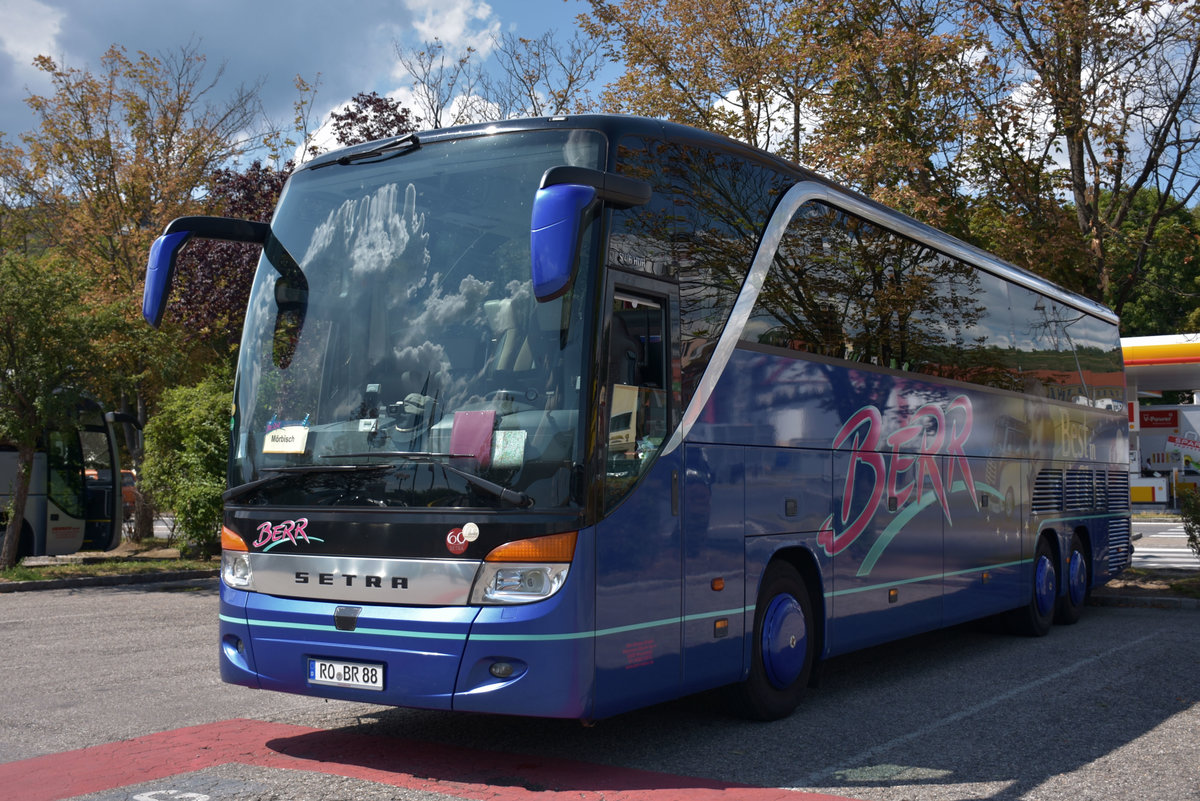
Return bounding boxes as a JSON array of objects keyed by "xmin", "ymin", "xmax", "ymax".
[
  {"xmin": 0, "ymin": 0, "xmax": 65, "ymax": 74},
  {"xmin": 402, "ymin": 0, "xmax": 500, "ymax": 57}
]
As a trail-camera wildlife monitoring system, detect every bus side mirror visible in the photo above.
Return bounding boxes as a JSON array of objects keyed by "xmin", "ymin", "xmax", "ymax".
[
  {"xmin": 530, "ymin": 167, "xmax": 651, "ymax": 302},
  {"xmin": 143, "ymin": 230, "xmax": 191, "ymax": 328},
  {"xmin": 142, "ymin": 216, "xmax": 269, "ymax": 328},
  {"xmin": 531, "ymin": 183, "xmax": 597, "ymax": 302}
]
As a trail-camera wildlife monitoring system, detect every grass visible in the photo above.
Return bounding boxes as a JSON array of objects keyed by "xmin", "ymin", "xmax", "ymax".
[
  {"xmin": 1172, "ymin": 575, "xmax": 1200, "ymax": 599},
  {"xmin": 0, "ymin": 556, "xmax": 216, "ymax": 583},
  {"xmin": 1104, "ymin": 567, "xmax": 1200, "ymax": 600}
]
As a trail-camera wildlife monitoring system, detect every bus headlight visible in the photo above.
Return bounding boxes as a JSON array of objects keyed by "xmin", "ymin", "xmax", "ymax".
[
  {"xmin": 471, "ymin": 563, "xmax": 570, "ymax": 604},
  {"xmin": 469, "ymin": 531, "xmax": 576, "ymax": 605},
  {"xmin": 222, "ymin": 551, "xmax": 254, "ymax": 589},
  {"xmin": 221, "ymin": 525, "xmax": 254, "ymax": 590}
]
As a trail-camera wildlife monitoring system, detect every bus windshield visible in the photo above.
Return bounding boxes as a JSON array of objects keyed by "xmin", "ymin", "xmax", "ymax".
[{"xmin": 230, "ymin": 128, "xmax": 606, "ymax": 510}]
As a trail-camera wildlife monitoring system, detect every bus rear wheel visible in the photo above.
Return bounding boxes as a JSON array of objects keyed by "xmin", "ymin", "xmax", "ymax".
[
  {"xmin": 1055, "ymin": 534, "xmax": 1089, "ymax": 625},
  {"xmin": 737, "ymin": 562, "xmax": 814, "ymax": 721},
  {"xmin": 1010, "ymin": 536, "xmax": 1057, "ymax": 637}
]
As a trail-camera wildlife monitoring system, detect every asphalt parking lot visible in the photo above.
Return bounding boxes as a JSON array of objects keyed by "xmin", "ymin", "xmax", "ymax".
[{"xmin": 0, "ymin": 577, "xmax": 1196, "ymax": 801}]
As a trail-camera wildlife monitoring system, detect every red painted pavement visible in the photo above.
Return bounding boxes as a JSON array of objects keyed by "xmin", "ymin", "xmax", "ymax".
[{"xmin": 0, "ymin": 718, "xmax": 864, "ymax": 801}]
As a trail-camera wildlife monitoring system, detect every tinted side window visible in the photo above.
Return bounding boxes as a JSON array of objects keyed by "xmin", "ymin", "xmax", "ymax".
[
  {"xmin": 1010, "ymin": 288, "xmax": 1084, "ymax": 401},
  {"xmin": 613, "ymin": 137, "xmax": 790, "ymax": 406},
  {"xmin": 945, "ymin": 266, "xmax": 1022, "ymax": 392},
  {"xmin": 745, "ymin": 201, "xmax": 1001, "ymax": 378},
  {"xmin": 1071, "ymin": 313, "xmax": 1124, "ymax": 409}
]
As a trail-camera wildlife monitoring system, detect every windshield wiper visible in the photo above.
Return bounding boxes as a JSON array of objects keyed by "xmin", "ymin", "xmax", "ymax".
[
  {"xmin": 331, "ymin": 451, "xmax": 534, "ymax": 508},
  {"xmin": 223, "ymin": 463, "xmax": 393, "ymax": 504},
  {"xmin": 311, "ymin": 133, "xmax": 421, "ymax": 169}
]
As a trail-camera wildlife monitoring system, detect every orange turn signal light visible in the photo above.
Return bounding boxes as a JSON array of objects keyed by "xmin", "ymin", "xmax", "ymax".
[
  {"xmin": 221, "ymin": 525, "xmax": 248, "ymax": 552},
  {"xmin": 485, "ymin": 531, "xmax": 577, "ymax": 563}
]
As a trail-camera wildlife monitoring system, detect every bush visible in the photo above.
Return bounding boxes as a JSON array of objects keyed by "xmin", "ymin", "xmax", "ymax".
[
  {"xmin": 1178, "ymin": 486, "xmax": 1200, "ymax": 560},
  {"xmin": 142, "ymin": 374, "xmax": 231, "ymax": 558}
]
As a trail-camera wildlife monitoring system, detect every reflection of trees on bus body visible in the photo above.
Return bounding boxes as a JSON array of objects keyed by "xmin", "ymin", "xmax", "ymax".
[{"xmin": 608, "ymin": 133, "xmax": 1124, "ymax": 468}]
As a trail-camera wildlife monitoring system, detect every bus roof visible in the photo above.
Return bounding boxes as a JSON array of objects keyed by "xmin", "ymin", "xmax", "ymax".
[{"xmin": 302, "ymin": 114, "xmax": 1118, "ymax": 326}]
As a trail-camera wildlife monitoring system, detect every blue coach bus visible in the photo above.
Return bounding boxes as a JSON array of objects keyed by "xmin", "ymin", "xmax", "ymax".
[{"xmin": 143, "ymin": 115, "xmax": 1130, "ymax": 721}]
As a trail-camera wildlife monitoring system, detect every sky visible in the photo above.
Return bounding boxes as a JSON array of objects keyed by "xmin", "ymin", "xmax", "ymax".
[{"xmin": 0, "ymin": 0, "xmax": 598, "ymax": 152}]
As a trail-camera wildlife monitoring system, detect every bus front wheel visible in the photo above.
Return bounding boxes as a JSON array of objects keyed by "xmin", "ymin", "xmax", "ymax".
[{"xmin": 737, "ymin": 561, "xmax": 814, "ymax": 721}]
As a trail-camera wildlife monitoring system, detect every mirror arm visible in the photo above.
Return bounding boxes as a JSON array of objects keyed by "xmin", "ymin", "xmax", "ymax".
[
  {"xmin": 162, "ymin": 216, "xmax": 269, "ymax": 244},
  {"xmin": 539, "ymin": 166, "xmax": 651, "ymax": 209}
]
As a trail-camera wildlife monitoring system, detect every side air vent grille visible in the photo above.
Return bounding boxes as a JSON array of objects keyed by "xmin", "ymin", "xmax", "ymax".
[
  {"xmin": 1033, "ymin": 470, "xmax": 1064, "ymax": 515},
  {"xmin": 1107, "ymin": 470, "xmax": 1130, "ymax": 512},
  {"xmin": 1094, "ymin": 470, "xmax": 1109, "ymax": 510},
  {"xmin": 1064, "ymin": 470, "xmax": 1094, "ymax": 510},
  {"xmin": 1108, "ymin": 518, "xmax": 1132, "ymax": 571}
]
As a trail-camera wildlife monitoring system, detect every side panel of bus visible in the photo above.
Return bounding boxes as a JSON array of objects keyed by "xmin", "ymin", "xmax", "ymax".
[{"xmin": 691, "ymin": 346, "xmax": 1127, "ymax": 662}]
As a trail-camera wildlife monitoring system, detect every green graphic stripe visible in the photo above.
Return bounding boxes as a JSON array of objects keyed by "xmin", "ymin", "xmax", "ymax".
[
  {"xmin": 829, "ymin": 558, "xmax": 1030, "ymax": 598},
  {"xmin": 859, "ymin": 480, "xmax": 1003, "ymax": 577},
  {"xmin": 220, "ymin": 606, "xmax": 750, "ymax": 644},
  {"xmin": 1037, "ymin": 512, "xmax": 1125, "ymax": 532}
]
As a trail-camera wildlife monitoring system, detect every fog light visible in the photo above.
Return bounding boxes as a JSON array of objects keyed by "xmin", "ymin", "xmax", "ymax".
[{"xmin": 489, "ymin": 661, "xmax": 515, "ymax": 679}]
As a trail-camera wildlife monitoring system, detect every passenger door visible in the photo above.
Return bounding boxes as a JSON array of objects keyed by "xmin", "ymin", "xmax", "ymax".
[{"xmin": 592, "ymin": 276, "xmax": 684, "ymax": 717}]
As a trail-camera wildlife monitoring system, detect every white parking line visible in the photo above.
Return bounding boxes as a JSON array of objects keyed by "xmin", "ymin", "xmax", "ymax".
[{"xmin": 798, "ymin": 632, "xmax": 1160, "ymax": 787}]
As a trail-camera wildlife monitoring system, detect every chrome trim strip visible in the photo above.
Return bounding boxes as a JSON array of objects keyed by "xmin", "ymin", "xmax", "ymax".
[
  {"xmin": 248, "ymin": 552, "xmax": 480, "ymax": 605},
  {"xmin": 664, "ymin": 181, "xmax": 826, "ymax": 454}
]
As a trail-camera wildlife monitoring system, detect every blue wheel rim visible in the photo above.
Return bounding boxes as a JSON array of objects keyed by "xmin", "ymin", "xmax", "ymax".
[
  {"xmin": 761, "ymin": 594, "xmax": 807, "ymax": 689},
  {"xmin": 1035, "ymin": 554, "xmax": 1056, "ymax": 617},
  {"xmin": 1068, "ymin": 548, "xmax": 1087, "ymax": 606}
]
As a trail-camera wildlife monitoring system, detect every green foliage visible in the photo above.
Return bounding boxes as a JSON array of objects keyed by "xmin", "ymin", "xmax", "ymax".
[
  {"xmin": 1178, "ymin": 487, "xmax": 1200, "ymax": 561},
  {"xmin": 0, "ymin": 252, "xmax": 109, "ymax": 568},
  {"xmin": 141, "ymin": 372, "xmax": 232, "ymax": 558},
  {"xmin": 0, "ymin": 253, "xmax": 102, "ymax": 445},
  {"xmin": 1106, "ymin": 195, "xmax": 1200, "ymax": 336}
]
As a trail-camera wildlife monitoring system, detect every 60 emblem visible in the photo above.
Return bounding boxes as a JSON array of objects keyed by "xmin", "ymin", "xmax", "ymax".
[{"xmin": 445, "ymin": 522, "xmax": 480, "ymax": 555}]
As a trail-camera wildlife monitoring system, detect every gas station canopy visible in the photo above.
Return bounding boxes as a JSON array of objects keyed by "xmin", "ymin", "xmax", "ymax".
[
  {"xmin": 1123, "ymin": 334, "xmax": 1200, "ymax": 506},
  {"xmin": 1123, "ymin": 334, "xmax": 1200, "ymax": 394}
]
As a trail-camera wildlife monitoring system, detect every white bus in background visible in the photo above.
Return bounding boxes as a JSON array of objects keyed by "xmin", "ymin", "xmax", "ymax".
[{"xmin": 0, "ymin": 399, "xmax": 136, "ymax": 558}]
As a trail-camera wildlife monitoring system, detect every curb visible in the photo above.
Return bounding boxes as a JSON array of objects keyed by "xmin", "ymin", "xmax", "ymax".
[
  {"xmin": 0, "ymin": 570, "xmax": 219, "ymax": 593},
  {"xmin": 1088, "ymin": 592, "xmax": 1200, "ymax": 611}
]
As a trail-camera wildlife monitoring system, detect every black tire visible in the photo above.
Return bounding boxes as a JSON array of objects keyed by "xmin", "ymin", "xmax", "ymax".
[
  {"xmin": 736, "ymin": 561, "xmax": 815, "ymax": 721},
  {"xmin": 1055, "ymin": 533, "xmax": 1090, "ymax": 625},
  {"xmin": 1010, "ymin": 536, "xmax": 1057, "ymax": 637}
]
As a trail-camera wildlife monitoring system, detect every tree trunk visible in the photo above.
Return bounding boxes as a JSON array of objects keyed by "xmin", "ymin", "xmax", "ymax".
[{"xmin": 0, "ymin": 445, "xmax": 35, "ymax": 570}]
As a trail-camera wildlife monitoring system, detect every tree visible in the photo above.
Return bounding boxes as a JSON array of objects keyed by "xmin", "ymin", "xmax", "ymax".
[
  {"xmin": 0, "ymin": 42, "xmax": 260, "ymax": 541},
  {"xmin": 0, "ymin": 254, "xmax": 107, "ymax": 569},
  {"xmin": 170, "ymin": 160, "xmax": 292, "ymax": 365},
  {"xmin": 795, "ymin": 0, "xmax": 985, "ymax": 233},
  {"xmin": 328, "ymin": 91, "xmax": 419, "ymax": 147},
  {"xmin": 393, "ymin": 29, "xmax": 609, "ymax": 128},
  {"xmin": 395, "ymin": 38, "xmax": 489, "ymax": 128},
  {"xmin": 1177, "ymin": 486, "xmax": 1200, "ymax": 560},
  {"xmin": 974, "ymin": 0, "xmax": 1200, "ymax": 310},
  {"xmin": 141, "ymin": 371, "xmax": 232, "ymax": 558},
  {"xmin": 484, "ymin": 29, "xmax": 607, "ymax": 118},
  {"xmin": 579, "ymin": 0, "xmax": 984, "ymax": 232},
  {"xmin": 1105, "ymin": 190, "xmax": 1200, "ymax": 335},
  {"xmin": 580, "ymin": 0, "xmax": 807, "ymax": 151}
]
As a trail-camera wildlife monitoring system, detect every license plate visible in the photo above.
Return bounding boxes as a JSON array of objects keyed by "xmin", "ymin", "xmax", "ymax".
[{"xmin": 307, "ymin": 658, "xmax": 384, "ymax": 691}]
